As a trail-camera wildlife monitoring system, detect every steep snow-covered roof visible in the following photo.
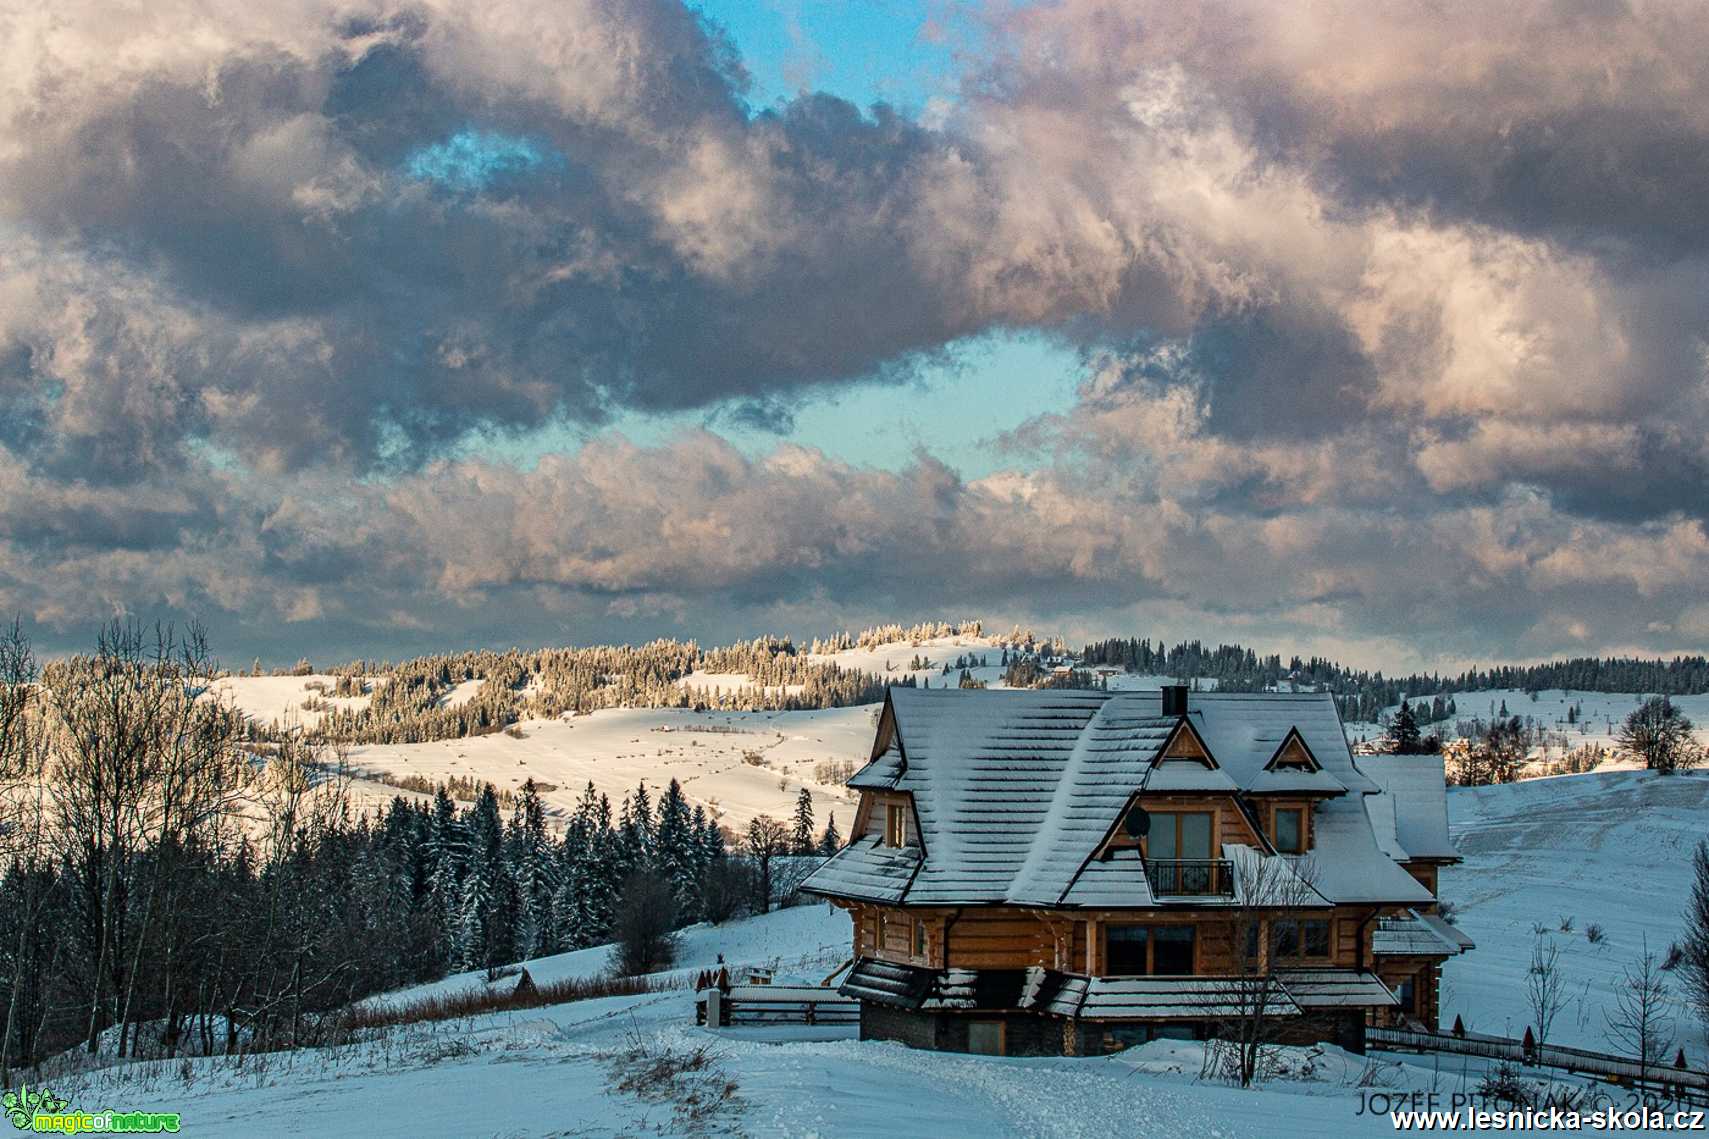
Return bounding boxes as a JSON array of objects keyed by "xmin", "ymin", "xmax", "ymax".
[
  {"xmin": 1358, "ymin": 754, "xmax": 1461, "ymax": 861},
  {"xmin": 800, "ymin": 836, "xmax": 919, "ymax": 903},
  {"xmin": 806, "ymin": 687, "xmax": 1431, "ymax": 908},
  {"xmin": 1310, "ymin": 795, "xmax": 1436, "ymax": 905}
]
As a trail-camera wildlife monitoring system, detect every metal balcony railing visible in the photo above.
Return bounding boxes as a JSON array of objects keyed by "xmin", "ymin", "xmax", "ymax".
[{"xmin": 1144, "ymin": 858, "xmax": 1235, "ymax": 897}]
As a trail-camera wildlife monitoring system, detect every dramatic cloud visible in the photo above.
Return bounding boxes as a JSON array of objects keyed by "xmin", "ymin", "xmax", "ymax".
[{"xmin": 2, "ymin": 0, "xmax": 1707, "ymax": 665}]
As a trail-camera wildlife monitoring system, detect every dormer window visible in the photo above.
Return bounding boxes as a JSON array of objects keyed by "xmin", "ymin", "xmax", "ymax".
[
  {"xmin": 1272, "ymin": 807, "xmax": 1305, "ymax": 854},
  {"xmin": 884, "ymin": 803, "xmax": 906, "ymax": 847}
]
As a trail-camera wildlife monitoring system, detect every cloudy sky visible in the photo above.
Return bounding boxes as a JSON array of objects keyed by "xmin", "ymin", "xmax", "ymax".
[{"xmin": 3, "ymin": 0, "xmax": 1707, "ymax": 670}]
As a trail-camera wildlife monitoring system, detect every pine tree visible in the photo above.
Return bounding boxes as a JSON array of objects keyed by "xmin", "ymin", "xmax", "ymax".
[
  {"xmin": 818, "ymin": 812, "xmax": 841, "ymax": 855},
  {"xmin": 791, "ymin": 788, "xmax": 816, "ymax": 855},
  {"xmin": 1387, "ymin": 700, "xmax": 1422, "ymax": 753}
]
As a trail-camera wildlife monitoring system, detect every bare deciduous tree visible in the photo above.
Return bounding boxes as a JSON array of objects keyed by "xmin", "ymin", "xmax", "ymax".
[
  {"xmin": 1605, "ymin": 939, "xmax": 1675, "ymax": 1085},
  {"xmin": 1213, "ymin": 850, "xmax": 1325, "ymax": 1087},
  {"xmin": 744, "ymin": 815, "xmax": 788, "ymax": 914},
  {"xmin": 1526, "ymin": 937, "xmax": 1568, "ymax": 1044},
  {"xmin": 1679, "ymin": 841, "xmax": 1709, "ymax": 1036},
  {"xmin": 44, "ymin": 621, "xmax": 248, "ymax": 1055},
  {"xmin": 1618, "ymin": 697, "xmax": 1699, "ymax": 774}
]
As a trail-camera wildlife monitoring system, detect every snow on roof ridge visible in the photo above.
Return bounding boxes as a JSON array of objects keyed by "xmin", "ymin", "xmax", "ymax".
[{"xmin": 820, "ymin": 686, "xmax": 1426, "ymax": 907}]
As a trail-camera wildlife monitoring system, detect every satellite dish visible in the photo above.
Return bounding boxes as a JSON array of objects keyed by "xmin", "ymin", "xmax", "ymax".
[{"xmin": 1123, "ymin": 805, "xmax": 1151, "ymax": 839}]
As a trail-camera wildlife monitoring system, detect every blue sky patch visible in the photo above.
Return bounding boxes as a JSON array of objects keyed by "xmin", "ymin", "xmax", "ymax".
[{"xmin": 404, "ymin": 130, "xmax": 555, "ymax": 192}]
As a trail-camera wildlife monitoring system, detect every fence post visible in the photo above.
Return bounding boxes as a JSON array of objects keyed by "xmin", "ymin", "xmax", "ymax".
[{"xmin": 705, "ymin": 988, "xmax": 723, "ymax": 1030}]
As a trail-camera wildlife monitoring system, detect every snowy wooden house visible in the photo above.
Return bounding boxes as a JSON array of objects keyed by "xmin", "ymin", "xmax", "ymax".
[{"xmin": 802, "ymin": 685, "xmax": 1471, "ymax": 1056}]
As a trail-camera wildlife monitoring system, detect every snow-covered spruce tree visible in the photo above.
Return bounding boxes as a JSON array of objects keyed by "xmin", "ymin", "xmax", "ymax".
[
  {"xmin": 456, "ymin": 785, "xmax": 513, "ymax": 977},
  {"xmin": 791, "ymin": 787, "xmax": 816, "ymax": 856},
  {"xmin": 653, "ymin": 779, "xmax": 699, "ymax": 922},
  {"xmin": 506, "ymin": 780, "xmax": 552, "ymax": 963},
  {"xmin": 425, "ymin": 786, "xmax": 464, "ymax": 966},
  {"xmin": 551, "ymin": 782, "xmax": 618, "ymax": 949},
  {"xmin": 818, "ymin": 813, "xmax": 842, "ymax": 855}
]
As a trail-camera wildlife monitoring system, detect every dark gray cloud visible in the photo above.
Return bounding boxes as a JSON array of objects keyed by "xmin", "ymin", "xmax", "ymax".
[{"xmin": 3, "ymin": 0, "xmax": 1709, "ymax": 668}]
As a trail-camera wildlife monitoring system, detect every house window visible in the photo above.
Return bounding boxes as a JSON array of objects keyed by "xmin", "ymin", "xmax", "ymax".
[
  {"xmin": 1146, "ymin": 812, "xmax": 1214, "ymax": 860},
  {"xmin": 1272, "ymin": 807, "xmax": 1305, "ymax": 854},
  {"xmin": 912, "ymin": 919, "xmax": 928, "ymax": 959},
  {"xmin": 967, "ymin": 1021, "xmax": 1005, "ymax": 1055},
  {"xmin": 1153, "ymin": 926, "xmax": 1195, "ymax": 974},
  {"xmin": 883, "ymin": 804, "xmax": 905, "ymax": 847},
  {"xmin": 1105, "ymin": 925, "xmax": 1196, "ymax": 975},
  {"xmin": 1107, "ymin": 925, "xmax": 1150, "ymax": 975},
  {"xmin": 1268, "ymin": 918, "xmax": 1331, "ymax": 960}
]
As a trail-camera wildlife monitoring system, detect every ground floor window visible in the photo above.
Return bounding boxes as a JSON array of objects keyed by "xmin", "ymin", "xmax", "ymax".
[
  {"xmin": 1104, "ymin": 924, "xmax": 1196, "ymax": 975},
  {"xmin": 1107, "ymin": 925, "xmax": 1149, "ymax": 974},
  {"xmin": 1101, "ymin": 1021, "xmax": 1205, "ymax": 1053},
  {"xmin": 1153, "ymin": 926, "xmax": 1195, "ymax": 974},
  {"xmin": 967, "ymin": 1020, "xmax": 1005, "ymax": 1056}
]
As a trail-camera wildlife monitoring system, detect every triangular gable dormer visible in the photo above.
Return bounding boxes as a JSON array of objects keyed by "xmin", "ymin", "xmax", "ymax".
[
  {"xmin": 1155, "ymin": 717, "xmax": 1219, "ymax": 768},
  {"xmin": 870, "ymin": 694, "xmax": 905, "ymax": 771},
  {"xmin": 1263, "ymin": 727, "xmax": 1321, "ymax": 772}
]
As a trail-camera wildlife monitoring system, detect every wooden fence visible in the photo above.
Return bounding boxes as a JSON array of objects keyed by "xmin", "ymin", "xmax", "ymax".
[
  {"xmin": 1369, "ymin": 1025, "xmax": 1709, "ymax": 1103},
  {"xmin": 695, "ymin": 984, "xmax": 859, "ymax": 1029}
]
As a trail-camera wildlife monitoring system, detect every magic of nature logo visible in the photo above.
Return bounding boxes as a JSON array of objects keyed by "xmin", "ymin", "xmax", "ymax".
[{"xmin": 3, "ymin": 1082, "xmax": 180, "ymax": 1133}]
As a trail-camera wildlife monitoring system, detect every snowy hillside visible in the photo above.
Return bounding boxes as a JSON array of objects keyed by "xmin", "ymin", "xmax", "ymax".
[
  {"xmin": 48, "ymin": 765, "xmax": 1709, "ymax": 1137},
  {"xmin": 47, "ymin": 899, "xmax": 1449, "ymax": 1138},
  {"xmin": 215, "ymin": 633, "xmax": 1029, "ymax": 832},
  {"xmin": 1346, "ymin": 688, "xmax": 1709, "ymax": 752},
  {"xmin": 334, "ymin": 705, "xmax": 877, "ymax": 833},
  {"xmin": 1442, "ymin": 768, "xmax": 1709, "ymax": 1057}
]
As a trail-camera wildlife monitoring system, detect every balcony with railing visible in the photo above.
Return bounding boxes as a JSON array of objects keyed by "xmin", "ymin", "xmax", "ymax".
[{"xmin": 1144, "ymin": 858, "xmax": 1235, "ymax": 898}]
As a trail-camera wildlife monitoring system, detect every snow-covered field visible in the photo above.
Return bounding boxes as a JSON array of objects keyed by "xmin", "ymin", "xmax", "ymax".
[
  {"xmin": 209, "ymin": 674, "xmax": 380, "ymax": 731},
  {"xmin": 47, "ymin": 765, "xmax": 1706, "ymax": 1137}
]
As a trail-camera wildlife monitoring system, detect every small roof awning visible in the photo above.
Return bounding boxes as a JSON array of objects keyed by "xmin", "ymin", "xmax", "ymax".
[
  {"xmin": 839, "ymin": 958, "xmax": 936, "ymax": 1009},
  {"xmin": 1372, "ymin": 911, "xmax": 1469, "ymax": 957},
  {"xmin": 1275, "ymin": 969, "xmax": 1401, "ymax": 1008},
  {"xmin": 1067, "ymin": 976, "xmax": 1302, "ymax": 1021},
  {"xmin": 1414, "ymin": 909, "xmax": 1475, "ymax": 951}
]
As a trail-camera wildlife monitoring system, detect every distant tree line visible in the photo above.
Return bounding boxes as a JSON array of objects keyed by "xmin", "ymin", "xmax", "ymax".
[
  {"xmin": 1080, "ymin": 637, "xmax": 1709, "ymax": 721},
  {"xmin": 294, "ymin": 638, "xmax": 903, "ymax": 745}
]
